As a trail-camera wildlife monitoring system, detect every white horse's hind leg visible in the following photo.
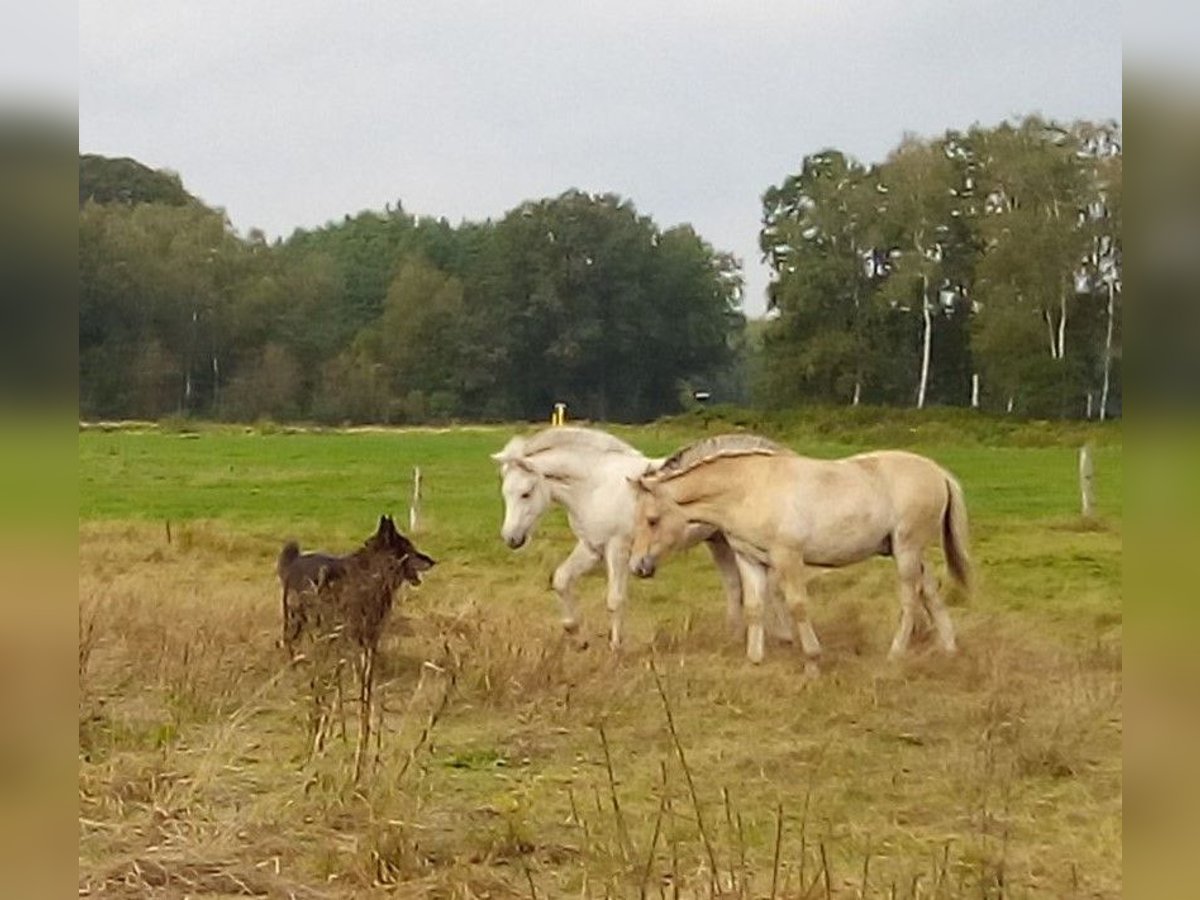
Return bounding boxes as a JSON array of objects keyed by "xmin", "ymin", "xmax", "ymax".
[
  {"xmin": 920, "ymin": 563, "xmax": 958, "ymax": 654},
  {"xmin": 552, "ymin": 541, "xmax": 601, "ymax": 635},
  {"xmin": 765, "ymin": 567, "xmax": 798, "ymax": 644},
  {"xmin": 772, "ymin": 550, "xmax": 820, "ymax": 677},
  {"xmin": 603, "ymin": 540, "xmax": 631, "ymax": 649},
  {"xmin": 889, "ymin": 548, "xmax": 923, "ymax": 659},
  {"xmin": 732, "ymin": 554, "xmax": 768, "ymax": 664},
  {"xmin": 704, "ymin": 534, "xmax": 746, "ymax": 637}
]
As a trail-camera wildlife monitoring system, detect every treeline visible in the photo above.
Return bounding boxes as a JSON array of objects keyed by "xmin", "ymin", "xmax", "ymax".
[
  {"xmin": 80, "ymin": 161, "xmax": 742, "ymax": 423},
  {"xmin": 760, "ymin": 115, "xmax": 1122, "ymax": 418},
  {"xmin": 79, "ymin": 114, "xmax": 1121, "ymax": 424}
]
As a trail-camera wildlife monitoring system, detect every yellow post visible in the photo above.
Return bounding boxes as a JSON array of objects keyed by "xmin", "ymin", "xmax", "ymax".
[{"xmin": 552, "ymin": 402, "xmax": 567, "ymax": 426}]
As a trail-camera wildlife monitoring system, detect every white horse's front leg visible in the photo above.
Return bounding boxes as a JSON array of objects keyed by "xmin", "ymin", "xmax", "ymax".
[
  {"xmin": 603, "ymin": 540, "xmax": 631, "ymax": 649},
  {"xmin": 703, "ymin": 534, "xmax": 745, "ymax": 637},
  {"xmin": 732, "ymin": 552, "xmax": 769, "ymax": 664},
  {"xmin": 552, "ymin": 541, "xmax": 601, "ymax": 635}
]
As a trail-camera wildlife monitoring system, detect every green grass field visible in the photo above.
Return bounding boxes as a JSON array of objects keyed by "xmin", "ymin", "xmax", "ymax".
[{"xmin": 78, "ymin": 421, "xmax": 1122, "ymax": 898}]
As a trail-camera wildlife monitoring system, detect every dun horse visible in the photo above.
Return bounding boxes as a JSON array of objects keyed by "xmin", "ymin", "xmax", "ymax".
[{"xmin": 629, "ymin": 435, "xmax": 971, "ymax": 672}]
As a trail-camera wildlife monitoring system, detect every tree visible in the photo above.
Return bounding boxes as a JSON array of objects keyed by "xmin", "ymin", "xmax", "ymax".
[
  {"xmin": 967, "ymin": 118, "xmax": 1096, "ymax": 415},
  {"xmin": 874, "ymin": 135, "xmax": 972, "ymax": 409},
  {"xmin": 760, "ymin": 150, "xmax": 904, "ymax": 405}
]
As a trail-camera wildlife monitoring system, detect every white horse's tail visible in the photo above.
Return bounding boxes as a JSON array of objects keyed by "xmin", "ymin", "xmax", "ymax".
[{"xmin": 942, "ymin": 474, "xmax": 973, "ymax": 595}]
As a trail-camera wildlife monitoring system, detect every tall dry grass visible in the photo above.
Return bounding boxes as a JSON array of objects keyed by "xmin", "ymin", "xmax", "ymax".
[{"xmin": 78, "ymin": 519, "xmax": 1121, "ymax": 898}]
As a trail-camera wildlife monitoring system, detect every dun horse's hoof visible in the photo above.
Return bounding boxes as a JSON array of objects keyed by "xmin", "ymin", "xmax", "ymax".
[{"xmin": 562, "ymin": 620, "xmax": 580, "ymax": 635}]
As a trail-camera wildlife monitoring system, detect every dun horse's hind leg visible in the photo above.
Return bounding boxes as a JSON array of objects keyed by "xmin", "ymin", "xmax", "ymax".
[
  {"xmin": 919, "ymin": 563, "xmax": 958, "ymax": 653},
  {"xmin": 552, "ymin": 540, "xmax": 601, "ymax": 637},
  {"xmin": 603, "ymin": 540, "xmax": 630, "ymax": 650},
  {"xmin": 889, "ymin": 548, "xmax": 924, "ymax": 659}
]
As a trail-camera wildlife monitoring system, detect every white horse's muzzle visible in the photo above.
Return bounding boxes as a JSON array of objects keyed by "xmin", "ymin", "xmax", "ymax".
[{"xmin": 632, "ymin": 555, "xmax": 657, "ymax": 578}]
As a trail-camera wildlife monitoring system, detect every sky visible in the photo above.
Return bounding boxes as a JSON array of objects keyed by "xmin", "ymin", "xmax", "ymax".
[{"xmin": 79, "ymin": 1, "xmax": 1121, "ymax": 317}]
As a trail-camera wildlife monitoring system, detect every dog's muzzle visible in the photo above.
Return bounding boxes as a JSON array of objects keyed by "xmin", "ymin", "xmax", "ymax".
[{"xmin": 632, "ymin": 555, "xmax": 657, "ymax": 578}]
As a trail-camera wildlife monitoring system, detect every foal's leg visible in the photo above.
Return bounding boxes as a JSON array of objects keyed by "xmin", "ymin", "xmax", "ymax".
[
  {"xmin": 704, "ymin": 533, "xmax": 746, "ymax": 637},
  {"xmin": 603, "ymin": 540, "xmax": 631, "ymax": 650},
  {"xmin": 919, "ymin": 563, "xmax": 958, "ymax": 654},
  {"xmin": 889, "ymin": 546, "xmax": 924, "ymax": 659},
  {"xmin": 772, "ymin": 551, "xmax": 821, "ymax": 677},
  {"xmin": 552, "ymin": 540, "xmax": 602, "ymax": 635}
]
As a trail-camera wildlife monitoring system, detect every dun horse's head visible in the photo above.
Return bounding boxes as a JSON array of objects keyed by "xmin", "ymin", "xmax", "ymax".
[
  {"xmin": 628, "ymin": 473, "xmax": 688, "ymax": 578},
  {"xmin": 491, "ymin": 452, "xmax": 553, "ymax": 550}
]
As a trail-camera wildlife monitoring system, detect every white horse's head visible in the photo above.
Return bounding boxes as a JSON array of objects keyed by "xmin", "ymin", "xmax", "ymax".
[{"xmin": 491, "ymin": 443, "xmax": 553, "ymax": 550}]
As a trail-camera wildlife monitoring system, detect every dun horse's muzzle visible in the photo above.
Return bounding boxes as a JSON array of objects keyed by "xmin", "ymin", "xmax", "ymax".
[{"xmin": 632, "ymin": 555, "xmax": 657, "ymax": 578}]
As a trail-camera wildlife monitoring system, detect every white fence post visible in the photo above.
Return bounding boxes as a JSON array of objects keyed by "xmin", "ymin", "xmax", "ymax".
[{"xmin": 409, "ymin": 466, "xmax": 422, "ymax": 533}]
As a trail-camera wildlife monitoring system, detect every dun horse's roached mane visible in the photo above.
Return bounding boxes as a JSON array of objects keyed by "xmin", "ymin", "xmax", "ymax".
[
  {"xmin": 513, "ymin": 426, "xmax": 640, "ymax": 460},
  {"xmin": 655, "ymin": 433, "xmax": 787, "ymax": 480}
]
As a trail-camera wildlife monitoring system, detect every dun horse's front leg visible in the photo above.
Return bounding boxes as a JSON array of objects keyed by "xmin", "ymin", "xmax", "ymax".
[
  {"xmin": 603, "ymin": 540, "xmax": 631, "ymax": 650},
  {"xmin": 552, "ymin": 541, "xmax": 601, "ymax": 637}
]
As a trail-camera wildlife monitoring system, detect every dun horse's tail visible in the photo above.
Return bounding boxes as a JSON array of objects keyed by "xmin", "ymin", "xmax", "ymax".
[
  {"xmin": 277, "ymin": 540, "xmax": 301, "ymax": 579},
  {"xmin": 942, "ymin": 474, "xmax": 973, "ymax": 596}
]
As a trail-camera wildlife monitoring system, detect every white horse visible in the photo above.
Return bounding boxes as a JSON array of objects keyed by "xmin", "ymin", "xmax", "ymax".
[{"xmin": 491, "ymin": 426, "xmax": 785, "ymax": 648}]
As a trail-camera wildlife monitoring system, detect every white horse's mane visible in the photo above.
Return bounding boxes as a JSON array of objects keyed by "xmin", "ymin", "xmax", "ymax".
[
  {"xmin": 496, "ymin": 426, "xmax": 641, "ymax": 463},
  {"xmin": 654, "ymin": 433, "xmax": 786, "ymax": 480}
]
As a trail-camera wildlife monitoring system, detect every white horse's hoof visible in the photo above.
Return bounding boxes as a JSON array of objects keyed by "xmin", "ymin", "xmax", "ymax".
[
  {"xmin": 562, "ymin": 620, "xmax": 581, "ymax": 635},
  {"xmin": 804, "ymin": 660, "xmax": 821, "ymax": 679}
]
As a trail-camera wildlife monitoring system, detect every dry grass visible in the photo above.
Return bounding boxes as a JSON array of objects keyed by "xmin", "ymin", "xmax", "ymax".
[{"xmin": 78, "ymin": 515, "xmax": 1120, "ymax": 898}]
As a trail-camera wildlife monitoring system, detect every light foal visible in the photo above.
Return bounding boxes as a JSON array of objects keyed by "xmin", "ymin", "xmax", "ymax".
[{"xmin": 629, "ymin": 438, "xmax": 972, "ymax": 673}]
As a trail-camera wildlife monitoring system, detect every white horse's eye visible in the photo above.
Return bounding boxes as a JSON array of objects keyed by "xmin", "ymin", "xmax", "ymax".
[
  {"xmin": 648, "ymin": 516, "xmax": 660, "ymax": 528},
  {"xmin": 520, "ymin": 490, "xmax": 533, "ymax": 500}
]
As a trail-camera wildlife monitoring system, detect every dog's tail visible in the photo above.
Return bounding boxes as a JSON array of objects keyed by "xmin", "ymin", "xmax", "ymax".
[{"xmin": 277, "ymin": 540, "xmax": 301, "ymax": 579}]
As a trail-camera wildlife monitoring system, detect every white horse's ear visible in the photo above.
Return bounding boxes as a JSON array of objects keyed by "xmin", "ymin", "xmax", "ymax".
[{"xmin": 490, "ymin": 451, "xmax": 507, "ymax": 464}]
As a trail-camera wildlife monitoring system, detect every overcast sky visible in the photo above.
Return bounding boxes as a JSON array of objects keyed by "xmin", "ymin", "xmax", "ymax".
[{"xmin": 80, "ymin": 1, "xmax": 1121, "ymax": 317}]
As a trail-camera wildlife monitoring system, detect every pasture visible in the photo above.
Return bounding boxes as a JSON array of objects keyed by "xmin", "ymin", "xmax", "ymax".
[{"xmin": 78, "ymin": 421, "xmax": 1122, "ymax": 898}]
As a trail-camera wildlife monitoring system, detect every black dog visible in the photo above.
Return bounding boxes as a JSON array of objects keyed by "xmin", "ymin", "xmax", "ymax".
[{"xmin": 277, "ymin": 514, "xmax": 434, "ymax": 649}]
